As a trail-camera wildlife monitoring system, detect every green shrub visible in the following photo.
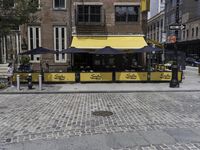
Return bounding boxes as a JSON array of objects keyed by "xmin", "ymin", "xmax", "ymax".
[
  {"xmin": 0, "ymin": 83, "xmax": 6, "ymax": 89},
  {"xmin": 20, "ymin": 55, "xmax": 30, "ymax": 65}
]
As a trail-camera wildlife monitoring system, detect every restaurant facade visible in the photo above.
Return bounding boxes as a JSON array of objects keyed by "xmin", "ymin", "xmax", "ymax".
[{"xmin": 11, "ymin": 0, "xmax": 183, "ymax": 83}]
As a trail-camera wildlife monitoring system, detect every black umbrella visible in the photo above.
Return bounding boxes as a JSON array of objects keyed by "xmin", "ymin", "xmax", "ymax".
[
  {"xmin": 134, "ymin": 46, "xmax": 163, "ymax": 53},
  {"xmin": 92, "ymin": 46, "xmax": 123, "ymax": 55},
  {"xmin": 19, "ymin": 47, "xmax": 56, "ymax": 55},
  {"xmin": 60, "ymin": 47, "xmax": 89, "ymax": 54}
]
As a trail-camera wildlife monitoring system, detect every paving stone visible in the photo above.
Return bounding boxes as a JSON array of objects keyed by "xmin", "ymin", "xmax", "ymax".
[
  {"xmin": 165, "ymin": 129, "xmax": 200, "ymax": 143},
  {"xmin": 0, "ymin": 91, "xmax": 200, "ymax": 149},
  {"xmin": 138, "ymin": 130, "xmax": 176, "ymax": 145}
]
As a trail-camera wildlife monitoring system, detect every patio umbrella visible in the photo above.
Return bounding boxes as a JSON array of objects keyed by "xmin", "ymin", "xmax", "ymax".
[
  {"xmin": 92, "ymin": 46, "xmax": 123, "ymax": 55},
  {"xmin": 134, "ymin": 46, "xmax": 163, "ymax": 53},
  {"xmin": 19, "ymin": 47, "xmax": 56, "ymax": 55},
  {"xmin": 60, "ymin": 47, "xmax": 89, "ymax": 54}
]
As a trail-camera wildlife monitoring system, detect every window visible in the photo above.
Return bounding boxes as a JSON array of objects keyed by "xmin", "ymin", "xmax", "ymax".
[
  {"xmin": 77, "ymin": 5, "xmax": 101, "ymax": 23},
  {"xmin": 28, "ymin": 26, "xmax": 41, "ymax": 62},
  {"xmin": 54, "ymin": 0, "xmax": 65, "ymax": 9},
  {"xmin": 182, "ymin": 30, "xmax": 185, "ymax": 40},
  {"xmin": 54, "ymin": 27, "xmax": 67, "ymax": 62},
  {"xmin": 186, "ymin": 29, "xmax": 189, "ymax": 38},
  {"xmin": 196, "ymin": 27, "xmax": 199, "ymax": 37},
  {"xmin": 192, "ymin": 28, "xmax": 194, "ymax": 38},
  {"xmin": 115, "ymin": 6, "xmax": 139, "ymax": 22}
]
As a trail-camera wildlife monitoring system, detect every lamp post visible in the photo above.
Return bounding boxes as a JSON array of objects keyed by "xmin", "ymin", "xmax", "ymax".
[{"xmin": 170, "ymin": 0, "xmax": 180, "ymax": 88}]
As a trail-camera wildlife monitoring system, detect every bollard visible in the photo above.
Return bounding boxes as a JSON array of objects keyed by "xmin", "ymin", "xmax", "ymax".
[
  {"xmin": 39, "ymin": 74, "xmax": 42, "ymax": 91},
  {"xmin": 17, "ymin": 74, "xmax": 20, "ymax": 91}
]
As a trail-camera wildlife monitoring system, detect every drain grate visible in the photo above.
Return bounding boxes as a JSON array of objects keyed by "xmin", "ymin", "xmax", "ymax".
[{"xmin": 92, "ymin": 111, "xmax": 113, "ymax": 117}]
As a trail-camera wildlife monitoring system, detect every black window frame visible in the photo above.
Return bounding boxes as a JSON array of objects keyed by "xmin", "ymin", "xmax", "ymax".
[
  {"xmin": 54, "ymin": 0, "xmax": 65, "ymax": 9},
  {"xmin": 77, "ymin": 5, "xmax": 102, "ymax": 23},
  {"xmin": 115, "ymin": 5, "xmax": 139, "ymax": 23}
]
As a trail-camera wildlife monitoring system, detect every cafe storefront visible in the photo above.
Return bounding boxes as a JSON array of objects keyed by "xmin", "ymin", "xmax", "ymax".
[{"xmin": 14, "ymin": 35, "xmax": 183, "ymax": 83}]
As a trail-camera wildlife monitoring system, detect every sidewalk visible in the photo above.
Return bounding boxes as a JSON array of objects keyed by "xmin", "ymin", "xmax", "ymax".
[{"xmin": 1, "ymin": 66, "xmax": 199, "ymax": 93}]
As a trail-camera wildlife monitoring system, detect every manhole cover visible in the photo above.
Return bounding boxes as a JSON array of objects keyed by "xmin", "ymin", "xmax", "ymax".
[
  {"xmin": 92, "ymin": 111, "xmax": 113, "ymax": 117},
  {"xmin": 0, "ymin": 106, "xmax": 8, "ymax": 109}
]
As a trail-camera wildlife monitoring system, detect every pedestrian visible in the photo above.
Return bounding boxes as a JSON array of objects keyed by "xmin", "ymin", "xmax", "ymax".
[{"xmin": 7, "ymin": 63, "xmax": 14, "ymax": 87}]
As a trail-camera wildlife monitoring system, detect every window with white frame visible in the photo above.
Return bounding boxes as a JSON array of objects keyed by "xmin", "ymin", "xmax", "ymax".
[
  {"xmin": 53, "ymin": 0, "xmax": 66, "ymax": 9},
  {"xmin": 28, "ymin": 26, "xmax": 41, "ymax": 62},
  {"xmin": 115, "ymin": 5, "xmax": 139, "ymax": 22},
  {"xmin": 54, "ymin": 27, "xmax": 67, "ymax": 62}
]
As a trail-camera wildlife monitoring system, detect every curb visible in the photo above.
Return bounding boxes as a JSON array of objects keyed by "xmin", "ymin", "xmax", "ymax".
[{"xmin": 1, "ymin": 90, "xmax": 200, "ymax": 94}]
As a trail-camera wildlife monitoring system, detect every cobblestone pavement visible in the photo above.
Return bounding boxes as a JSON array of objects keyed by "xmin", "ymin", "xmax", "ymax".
[{"xmin": 1, "ymin": 92, "xmax": 200, "ymax": 149}]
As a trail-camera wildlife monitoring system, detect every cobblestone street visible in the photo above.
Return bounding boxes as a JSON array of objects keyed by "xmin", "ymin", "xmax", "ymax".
[{"xmin": 1, "ymin": 92, "xmax": 200, "ymax": 149}]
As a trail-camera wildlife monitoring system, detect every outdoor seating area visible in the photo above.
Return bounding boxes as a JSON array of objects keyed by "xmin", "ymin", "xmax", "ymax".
[{"xmin": 15, "ymin": 38, "xmax": 183, "ymax": 83}]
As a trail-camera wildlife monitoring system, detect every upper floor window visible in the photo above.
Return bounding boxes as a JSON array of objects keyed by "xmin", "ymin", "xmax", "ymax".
[
  {"xmin": 54, "ymin": 0, "xmax": 66, "ymax": 9},
  {"xmin": 186, "ymin": 29, "xmax": 189, "ymax": 38},
  {"xmin": 192, "ymin": 28, "xmax": 194, "ymax": 38},
  {"xmin": 196, "ymin": 27, "xmax": 199, "ymax": 37},
  {"xmin": 77, "ymin": 5, "xmax": 101, "ymax": 23},
  {"xmin": 115, "ymin": 6, "xmax": 139, "ymax": 22},
  {"xmin": 182, "ymin": 30, "xmax": 185, "ymax": 40}
]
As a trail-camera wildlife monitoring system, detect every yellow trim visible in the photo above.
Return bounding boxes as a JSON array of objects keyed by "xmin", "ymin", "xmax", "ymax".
[
  {"xmin": 141, "ymin": 0, "xmax": 150, "ymax": 12},
  {"xmin": 71, "ymin": 36, "xmax": 147, "ymax": 49}
]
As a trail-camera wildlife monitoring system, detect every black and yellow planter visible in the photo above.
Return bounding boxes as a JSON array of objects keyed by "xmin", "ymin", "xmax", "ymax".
[
  {"xmin": 150, "ymin": 71, "xmax": 182, "ymax": 82},
  {"xmin": 44, "ymin": 73, "xmax": 76, "ymax": 82},
  {"xmin": 13, "ymin": 73, "xmax": 40, "ymax": 82},
  {"xmin": 115, "ymin": 72, "xmax": 148, "ymax": 82},
  {"xmin": 80, "ymin": 72, "xmax": 113, "ymax": 82}
]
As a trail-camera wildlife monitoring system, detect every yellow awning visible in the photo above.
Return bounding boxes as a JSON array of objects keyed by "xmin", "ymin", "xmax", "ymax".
[{"xmin": 71, "ymin": 36, "xmax": 147, "ymax": 49}]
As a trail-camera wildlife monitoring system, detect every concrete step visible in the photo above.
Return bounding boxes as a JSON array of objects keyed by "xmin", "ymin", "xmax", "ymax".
[{"xmin": 0, "ymin": 63, "xmax": 9, "ymax": 67}]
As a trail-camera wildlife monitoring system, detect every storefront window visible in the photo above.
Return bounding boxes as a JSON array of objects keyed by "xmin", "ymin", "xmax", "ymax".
[{"xmin": 115, "ymin": 6, "xmax": 139, "ymax": 22}]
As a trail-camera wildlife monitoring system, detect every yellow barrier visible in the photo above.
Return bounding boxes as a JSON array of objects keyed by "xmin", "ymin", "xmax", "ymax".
[
  {"xmin": 150, "ymin": 72, "xmax": 182, "ymax": 81},
  {"xmin": 44, "ymin": 73, "xmax": 75, "ymax": 82},
  {"xmin": 115, "ymin": 72, "xmax": 148, "ymax": 81},
  {"xmin": 80, "ymin": 72, "xmax": 112, "ymax": 82},
  {"xmin": 13, "ymin": 73, "xmax": 40, "ymax": 82}
]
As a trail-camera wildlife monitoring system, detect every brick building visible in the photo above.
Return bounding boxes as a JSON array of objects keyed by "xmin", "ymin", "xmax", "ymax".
[{"xmin": 1, "ymin": 0, "xmax": 149, "ymax": 72}]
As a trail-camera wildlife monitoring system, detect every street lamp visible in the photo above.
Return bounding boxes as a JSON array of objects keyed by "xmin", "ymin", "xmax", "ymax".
[{"xmin": 170, "ymin": 0, "xmax": 180, "ymax": 88}]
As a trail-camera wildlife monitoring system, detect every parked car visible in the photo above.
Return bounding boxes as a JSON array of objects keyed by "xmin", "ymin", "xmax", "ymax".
[{"xmin": 186, "ymin": 57, "xmax": 200, "ymax": 67}]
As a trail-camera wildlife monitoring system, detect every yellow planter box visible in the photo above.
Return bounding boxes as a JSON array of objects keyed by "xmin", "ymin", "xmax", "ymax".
[
  {"xmin": 80, "ymin": 72, "xmax": 113, "ymax": 82},
  {"xmin": 44, "ymin": 73, "xmax": 75, "ymax": 82},
  {"xmin": 115, "ymin": 72, "xmax": 148, "ymax": 81},
  {"xmin": 13, "ymin": 73, "xmax": 40, "ymax": 82},
  {"xmin": 150, "ymin": 72, "xmax": 182, "ymax": 81}
]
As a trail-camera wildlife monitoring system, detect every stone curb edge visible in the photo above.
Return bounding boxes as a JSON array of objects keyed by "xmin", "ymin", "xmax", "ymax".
[{"xmin": 0, "ymin": 90, "xmax": 200, "ymax": 94}]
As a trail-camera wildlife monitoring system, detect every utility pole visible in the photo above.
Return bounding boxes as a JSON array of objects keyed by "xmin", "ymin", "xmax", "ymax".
[{"xmin": 170, "ymin": 0, "xmax": 180, "ymax": 88}]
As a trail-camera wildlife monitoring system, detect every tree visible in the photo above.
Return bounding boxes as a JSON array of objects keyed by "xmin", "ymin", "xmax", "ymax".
[{"xmin": 0, "ymin": 0, "xmax": 39, "ymax": 36}]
